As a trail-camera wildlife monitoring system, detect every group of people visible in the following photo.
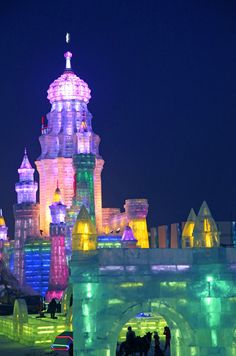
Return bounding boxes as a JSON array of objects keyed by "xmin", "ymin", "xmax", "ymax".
[{"xmin": 126, "ymin": 325, "xmax": 171, "ymax": 355}]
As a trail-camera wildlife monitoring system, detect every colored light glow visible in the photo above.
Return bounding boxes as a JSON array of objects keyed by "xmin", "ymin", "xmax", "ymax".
[
  {"xmin": 72, "ymin": 206, "xmax": 97, "ymax": 251},
  {"xmin": 182, "ymin": 209, "xmax": 196, "ymax": 248},
  {"xmin": 128, "ymin": 219, "xmax": 149, "ymax": 248},
  {"xmin": 151, "ymin": 265, "xmax": 190, "ymax": 272},
  {"xmin": 47, "ymin": 52, "xmax": 91, "ymax": 104},
  {"xmin": 120, "ymin": 282, "xmax": 143, "ymax": 288}
]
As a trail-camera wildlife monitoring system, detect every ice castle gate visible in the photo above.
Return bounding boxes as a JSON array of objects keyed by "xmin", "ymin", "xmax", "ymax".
[{"xmin": 70, "ymin": 248, "xmax": 236, "ymax": 356}]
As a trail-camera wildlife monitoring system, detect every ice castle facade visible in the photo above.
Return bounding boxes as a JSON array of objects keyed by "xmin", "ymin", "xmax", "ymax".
[{"xmin": 0, "ymin": 46, "xmax": 236, "ymax": 356}]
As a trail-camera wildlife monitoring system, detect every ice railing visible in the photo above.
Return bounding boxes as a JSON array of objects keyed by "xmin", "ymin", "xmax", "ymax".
[{"xmin": 97, "ymin": 247, "xmax": 236, "ymax": 274}]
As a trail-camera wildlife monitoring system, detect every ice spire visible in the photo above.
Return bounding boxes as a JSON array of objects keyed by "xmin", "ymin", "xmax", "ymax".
[
  {"xmin": 19, "ymin": 148, "xmax": 33, "ymax": 170},
  {"xmin": 50, "ymin": 184, "xmax": 66, "ymax": 224},
  {"xmin": 72, "ymin": 205, "xmax": 97, "ymax": 251},
  {"xmin": 16, "ymin": 149, "xmax": 38, "ymax": 204},
  {"xmin": 182, "ymin": 208, "xmax": 197, "ymax": 248},
  {"xmin": 0, "ymin": 209, "xmax": 8, "ymax": 241},
  {"xmin": 193, "ymin": 201, "xmax": 220, "ymax": 248},
  {"xmin": 121, "ymin": 226, "xmax": 138, "ymax": 248}
]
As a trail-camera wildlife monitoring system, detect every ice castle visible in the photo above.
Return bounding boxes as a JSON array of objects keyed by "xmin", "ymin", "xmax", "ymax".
[{"xmin": 0, "ymin": 48, "xmax": 236, "ymax": 356}]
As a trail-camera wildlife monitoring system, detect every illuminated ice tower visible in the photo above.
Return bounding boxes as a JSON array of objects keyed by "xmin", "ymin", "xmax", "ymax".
[
  {"xmin": 46, "ymin": 185, "xmax": 68, "ymax": 301},
  {"xmin": 36, "ymin": 51, "xmax": 104, "ymax": 235},
  {"xmin": 13, "ymin": 149, "xmax": 40, "ymax": 284},
  {"xmin": 0, "ymin": 209, "xmax": 8, "ymax": 241}
]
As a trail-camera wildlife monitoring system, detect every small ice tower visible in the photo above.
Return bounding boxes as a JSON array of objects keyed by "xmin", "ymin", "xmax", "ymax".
[
  {"xmin": 182, "ymin": 208, "xmax": 197, "ymax": 248},
  {"xmin": 13, "ymin": 149, "xmax": 40, "ymax": 285},
  {"xmin": 72, "ymin": 206, "xmax": 97, "ymax": 251},
  {"xmin": 193, "ymin": 201, "xmax": 220, "ymax": 248},
  {"xmin": 121, "ymin": 226, "xmax": 138, "ymax": 248},
  {"xmin": 124, "ymin": 199, "xmax": 149, "ymax": 248},
  {"xmin": 0, "ymin": 209, "xmax": 8, "ymax": 241},
  {"xmin": 46, "ymin": 185, "xmax": 68, "ymax": 301}
]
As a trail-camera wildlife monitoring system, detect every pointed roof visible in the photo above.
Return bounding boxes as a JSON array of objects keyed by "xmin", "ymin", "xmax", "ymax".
[
  {"xmin": 52, "ymin": 182, "xmax": 63, "ymax": 204},
  {"xmin": 72, "ymin": 205, "xmax": 96, "ymax": 235},
  {"xmin": 187, "ymin": 208, "xmax": 197, "ymax": 221},
  {"xmin": 0, "ymin": 209, "xmax": 6, "ymax": 226},
  {"xmin": 197, "ymin": 201, "xmax": 212, "ymax": 218},
  {"xmin": 193, "ymin": 201, "xmax": 219, "ymax": 247},
  {"xmin": 19, "ymin": 148, "xmax": 33, "ymax": 170},
  {"xmin": 182, "ymin": 208, "xmax": 197, "ymax": 238},
  {"xmin": 122, "ymin": 226, "xmax": 137, "ymax": 241}
]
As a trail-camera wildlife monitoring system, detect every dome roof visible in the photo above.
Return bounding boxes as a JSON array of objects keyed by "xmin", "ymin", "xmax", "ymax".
[{"xmin": 47, "ymin": 52, "xmax": 91, "ymax": 104}]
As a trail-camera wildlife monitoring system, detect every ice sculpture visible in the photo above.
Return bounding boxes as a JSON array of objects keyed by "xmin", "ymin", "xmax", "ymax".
[
  {"xmin": 36, "ymin": 51, "xmax": 104, "ymax": 235},
  {"xmin": 0, "ymin": 209, "xmax": 8, "ymax": 241},
  {"xmin": 13, "ymin": 149, "xmax": 40, "ymax": 285},
  {"xmin": 182, "ymin": 208, "xmax": 196, "ymax": 248},
  {"xmin": 72, "ymin": 205, "xmax": 97, "ymax": 251},
  {"xmin": 121, "ymin": 225, "xmax": 138, "ymax": 248},
  {"xmin": 46, "ymin": 186, "xmax": 68, "ymax": 301},
  {"xmin": 124, "ymin": 199, "xmax": 149, "ymax": 248},
  {"xmin": 193, "ymin": 201, "xmax": 220, "ymax": 248}
]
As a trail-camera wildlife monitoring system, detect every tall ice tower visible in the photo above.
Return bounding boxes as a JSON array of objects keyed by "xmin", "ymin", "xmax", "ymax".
[
  {"xmin": 36, "ymin": 51, "xmax": 104, "ymax": 235},
  {"xmin": 13, "ymin": 149, "xmax": 40, "ymax": 284}
]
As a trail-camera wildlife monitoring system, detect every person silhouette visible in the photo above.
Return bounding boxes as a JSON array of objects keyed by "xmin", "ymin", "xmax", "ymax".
[{"xmin": 163, "ymin": 326, "xmax": 171, "ymax": 352}]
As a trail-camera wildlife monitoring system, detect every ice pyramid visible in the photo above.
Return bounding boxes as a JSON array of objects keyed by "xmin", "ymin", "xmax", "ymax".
[
  {"xmin": 182, "ymin": 208, "xmax": 196, "ymax": 248},
  {"xmin": 193, "ymin": 201, "xmax": 220, "ymax": 248}
]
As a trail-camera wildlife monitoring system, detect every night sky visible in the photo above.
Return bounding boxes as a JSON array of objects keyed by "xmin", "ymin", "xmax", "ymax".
[{"xmin": 1, "ymin": 0, "xmax": 236, "ymax": 236}]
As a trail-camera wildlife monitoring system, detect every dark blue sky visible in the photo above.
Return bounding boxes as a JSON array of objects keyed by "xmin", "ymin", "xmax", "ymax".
[{"xmin": 1, "ymin": 0, "xmax": 236, "ymax": 236}]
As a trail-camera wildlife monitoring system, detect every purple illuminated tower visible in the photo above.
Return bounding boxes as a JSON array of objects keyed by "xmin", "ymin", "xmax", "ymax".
[
  {"xmin": 36, "ymin": 51, "xmax": 104, "ymax": 236},
  {"xmin": 13, "ymin": 149, "xmax": 40, "ymax": 285},
  {"xmin": 46, "ymin": 185, "xmax": 68, "ymax": 301}
]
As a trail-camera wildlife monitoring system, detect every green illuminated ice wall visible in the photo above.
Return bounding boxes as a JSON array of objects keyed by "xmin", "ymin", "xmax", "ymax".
[{"xmin": 70, "ymin": 248, "xmax": 236, "ymax": 356}]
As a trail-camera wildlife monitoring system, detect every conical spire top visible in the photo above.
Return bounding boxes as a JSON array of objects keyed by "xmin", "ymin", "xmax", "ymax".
[
  {"xmin": 187, "ymin": 208, "xmax": 197, "ymax": 222},
  {"xmin": 53, "ymin": 183, "xmax": 62, "ymax": 204},
  {"xmin": 197, "ymin": 201, "xmax": 212, "ymax": 218},
  {"xmin": 19, "ymin": 148, "xmax": 33, "ymax": 170},
  {"xmin": 122, "ymin": 226, "xmax": 137, "ymax": 241},
  {"xmin": 72, "ymin": 205, "xmax": 97, "ymax": 235}
]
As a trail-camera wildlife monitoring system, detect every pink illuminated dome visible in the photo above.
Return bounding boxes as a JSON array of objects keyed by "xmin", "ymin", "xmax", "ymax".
[{"xmin": 47, "ymin": 52, "xmax": 91, "ymax": 104}]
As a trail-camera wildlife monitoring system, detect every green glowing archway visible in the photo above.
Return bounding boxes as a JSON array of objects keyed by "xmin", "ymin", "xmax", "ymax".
[{"xmin": 106, "ymin": 300, "xmax": 197, "ymax": 356}]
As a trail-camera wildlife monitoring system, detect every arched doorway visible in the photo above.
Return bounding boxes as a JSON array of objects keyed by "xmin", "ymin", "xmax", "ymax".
[{"xmin": 107, "ymin": 300, "xmax": 198, "ymax": 356}]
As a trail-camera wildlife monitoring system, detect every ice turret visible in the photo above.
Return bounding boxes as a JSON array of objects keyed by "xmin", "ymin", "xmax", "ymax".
[
  {"xmin": 46, "ymin": 185, "xmax": 68, "ymax": 301},
  {"xmin": 49, "ymin": 185, "xmax": 66, "ymax": 224},
  {"xmin": 16, "ymin": 149, "xmax": 38, "ymax": 204},
  {"xmin": 72, "ymin": 206, "xmax": 97, "ymax": 251},
  {"xmin": 182, "ymin": 208, "xmax": 197, "ymax": 248},
  {"xmin": 13, "ymin": 149, "xmax": 40, "ymax": 285},
  {"xmin": 193, "ymin": 201, "xmax": 220, "ymax": 248},
  {"xmin": 0, "ymin": 209, "xmax": 8, "ymax": 241},
  {"xmin": 121, "ymin": 226, "xmax": 138, "ymax": 248}
]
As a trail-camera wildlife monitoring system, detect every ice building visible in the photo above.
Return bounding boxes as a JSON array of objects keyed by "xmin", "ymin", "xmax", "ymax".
[
  {"xmin": 70, "ymin": 203, "xmax": 236, "ymax": 356},
  {"xmin": 13, "ymin": 149, "xmax": 40, "ymax": 285},
  {"xmin": 46, "ymin": 186, "xmax": 68, "ymax": 301},
  {"xmin": 35, "ymin": 51, "xmax": 104, "ymax": 236},
  {"xmin": 5, "ymin": 48, "xmax": 150, "ymax": 299}
]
